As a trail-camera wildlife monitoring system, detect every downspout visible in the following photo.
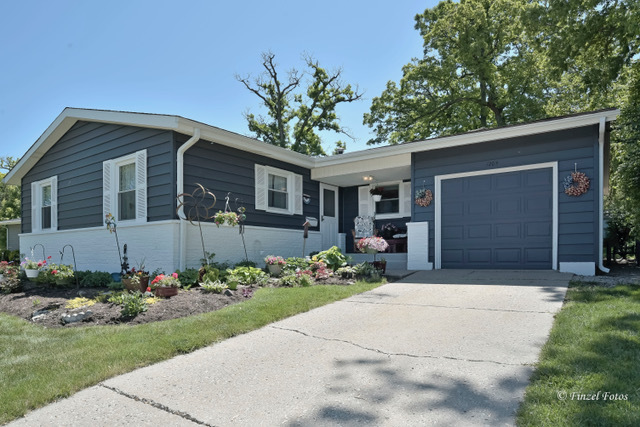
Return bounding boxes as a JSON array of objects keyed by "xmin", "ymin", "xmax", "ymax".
[
  {"xmin": 598, "ymin": 117, "xmax": 610, "ymax": 274},
  {"xmin": 177, "ymin": 128, "xmax": 201, "ymax": 271}
]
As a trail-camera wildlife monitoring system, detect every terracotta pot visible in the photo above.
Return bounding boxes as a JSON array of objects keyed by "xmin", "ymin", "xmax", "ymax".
[
  {"xmin": 154, "ymin": 286, "xmax": 178, "ymax": 297},
  {"xmin": 372, "ymin": 261, "xmax": 387, "ymax": 274},
  {"xmin": 123, "ymin": 276, "xmax": 150, "ymax": 293}
]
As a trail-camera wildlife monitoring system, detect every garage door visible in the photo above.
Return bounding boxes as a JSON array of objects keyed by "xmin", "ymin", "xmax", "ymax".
[{"xmin": 441, "ymin": 168, "xmax": 553, "ymax": 269}]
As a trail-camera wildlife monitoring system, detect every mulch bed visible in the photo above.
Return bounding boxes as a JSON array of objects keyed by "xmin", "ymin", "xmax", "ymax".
[{"xmin": 0, "ymin": 276, "xmax": 356, "ymax": 329}]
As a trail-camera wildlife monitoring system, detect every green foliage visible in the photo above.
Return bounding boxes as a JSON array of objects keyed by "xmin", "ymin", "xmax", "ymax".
[
  {"xmin": 279, "ymin": 274, "xmax": 299, "ymax": 287},
  {"xmin": 226, "ymin": 266, "xmax": 268, "ymax": 286},
  {"xmin": 354, "ymin": 262, "xmax": 381, "ymax": 281},
  {"xmin": 611, "ymin": 61, "xmax": 640, "ymax": 239},
  {"xmin": 77, "ymin": 271, "xmax": 113, "ymax": 288},
  {"xmin": 64, "ymin": 297, "xmax": 95, "ymax": 310},
  {"xmin": 200, "ymin": 251, "xmax": 216, "ymax": 266},
  {"xmin": 237, "ymin": 51, "xmax": 363, "ymax": 155},
  {"xmin": 200, "ymin": 280, "xmax": 228, "ymax": 294},
  {"xmin": 108, "ymin": 291, "xmax": 148, "ymax": 318},
  {"xmin": 201, "ymin": 269, "xmax": 219, "ymax": 284},
  {"xmin": 283, "ymin": 257, "xmax": 312, "ymax": 274},
  {"xmin": 0, "ymin": 250, "xmax": 20, "ymax": 263},
  {"xmin": 335, "ymin": 266, "xmax": 357, "ymax": 279},
  {"xmin": 0, "ymin": 157, "xmax": 20, "ymax": 247},
  {"xmin": 177, "ymin": 268, "xmax": 200, "ymax": 287},
  {"xmin": 234, "ymin": 260, "xmax": 257, "ymax": 268},
  {"xmin": 315, "ymin": 246, "xmax": 348, "ymax": 271},
  {"xmin": 107, "ymin": 281, "xmax": 123, "ymax": 291}
]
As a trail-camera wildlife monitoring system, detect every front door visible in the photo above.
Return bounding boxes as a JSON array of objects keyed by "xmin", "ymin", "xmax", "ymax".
[{"xmin": 320, "ymin": 183, "xmax": 339, "ymax": 249}]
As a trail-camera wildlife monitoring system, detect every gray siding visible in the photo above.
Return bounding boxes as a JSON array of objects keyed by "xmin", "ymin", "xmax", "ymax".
[
  {"xmin": 181, "ymin": 134, "xmax": 319, "ymax": 231},
  {"xmin": 22, "ymin": 121, "xmax": 176, "ymax": 233},
  {"xmin": 413, "ymin": 125, "xmax": 601, "ymax": 265}
]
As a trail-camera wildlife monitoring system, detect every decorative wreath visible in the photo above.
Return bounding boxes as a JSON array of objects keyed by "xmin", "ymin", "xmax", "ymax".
[
  {"xmin": 563, "ymin": 171, "xmax": 590, "ymax": 197},
  {"xmin": 415, "ymin": 189, "xmax": 433, "ymax": 207}
]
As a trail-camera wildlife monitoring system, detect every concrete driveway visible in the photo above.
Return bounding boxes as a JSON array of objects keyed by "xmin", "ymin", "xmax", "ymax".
[{"xmin": 10, "ymin": 270, "xmax": 571, "ymax": 426}]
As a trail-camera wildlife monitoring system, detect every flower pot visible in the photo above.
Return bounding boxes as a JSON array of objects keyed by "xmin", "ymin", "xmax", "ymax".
[
  {"xmin": 123, "ymin": 276, "xmax": 150, "ymax": 293},
  {"xmin": 154, "ymin": 286, "xmax": 178, "ymax": 298},
  {"xmin": 372, "ymin": 261, "xmax": 387, "ymax": 274},
  {"xmin": 267, "ymin": 264, "xmax": 282, "ymax": 276},
  {"xmin": 364, "ymin": 248, "xmax": 378, "ymax": 255},
  {"xmin": 25, "ymin": 269, "xmax": 39, "ymax": 279},
  {"xmin": 372, "ymin": 194, "xmax": 382, "ymax": 202}
]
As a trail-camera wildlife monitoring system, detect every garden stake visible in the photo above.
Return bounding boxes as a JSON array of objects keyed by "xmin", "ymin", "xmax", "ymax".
[
  {"xmin": 31, "ymin": 243, "xmax": 46, "ymax": 262},
  {"xmin": 176, "ymin": 183, "xmax": 217, "ymax": 266},
  {"xmin": 59, "ymin": 244, "xmax": 79, "ymax": 290},
  {"xmin": 302, "ymin": 220, "xmax": 309, "ymax": 257}
]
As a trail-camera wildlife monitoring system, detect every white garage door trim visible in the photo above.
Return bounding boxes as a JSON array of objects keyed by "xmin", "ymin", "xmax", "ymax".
[{"xmin": 435, "ymin": 161, "xmax": 558, "ymax": 270}]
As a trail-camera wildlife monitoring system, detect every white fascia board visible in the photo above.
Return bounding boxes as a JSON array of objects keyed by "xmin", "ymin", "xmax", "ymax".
[
  {"xmin": 0, "ymin": 219, "xmax": 20, "ymax": 226},
  {"xmin": 311, "ymin": 153, "xmax": 411, "ymax": 181},
  {"xmin": 176, "ymin": 118, "xmax": 315, "ymax": 169},
  {"xmin": 314, "ymin": 110, "xmax": 620, "ymax": 167}
]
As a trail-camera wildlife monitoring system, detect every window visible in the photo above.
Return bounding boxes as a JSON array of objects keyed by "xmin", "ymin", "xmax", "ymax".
[
  {"xmin": 255, "ymin": 164, "xmax": 303, "ymax": 215},
  {"xmin": 375, "ymin": 185, "xmax": 400, "ymax": 215},
  {"xmin": 31, "ymin": 176, "xmax": 57, "ymax": 232},
  {"xmin": 268, "ymin": 173, "xmax": 288, "ymax": 210},
  {"xmin": 103, "ymin": 150, "xmax": 147, "ymax": 223},
  {"xmin": 358, "ymin": 181, "xmax": 412, "ymax": 219}
]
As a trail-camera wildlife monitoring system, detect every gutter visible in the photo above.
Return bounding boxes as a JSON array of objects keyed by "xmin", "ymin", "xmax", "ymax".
[
  {"xmin": 598, "ymin": 118, "xmax": 610, "ymax": 274},
  {"xmin": 177, "ymin": 128, "xmax": 201, "ymax": 271}
]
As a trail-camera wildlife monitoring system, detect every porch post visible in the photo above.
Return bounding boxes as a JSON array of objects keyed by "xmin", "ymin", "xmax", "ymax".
[{"xmin": 406, "ymin": 221, "xmax": 433, "ymax": 270}]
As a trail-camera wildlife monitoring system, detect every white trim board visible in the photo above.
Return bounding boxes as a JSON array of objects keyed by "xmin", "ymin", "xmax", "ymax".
[{"xmin": 434, "ymin": 161, "xmax": 558, "ymax": 270}]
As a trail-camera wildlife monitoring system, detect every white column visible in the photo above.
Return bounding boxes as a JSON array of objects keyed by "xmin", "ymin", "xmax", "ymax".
[{"xmin": 406, "ymin": 221, "xmax": 433, "ymax": 270}]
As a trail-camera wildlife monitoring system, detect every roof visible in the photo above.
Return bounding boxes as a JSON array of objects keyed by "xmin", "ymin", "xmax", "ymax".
[
  {"xmin": 3, "ymin": 107, "xmax": 620, "ymax": 186},
  {"xmin": 0, "ymin": 218, "xmax": 20, "ymax": 226}
]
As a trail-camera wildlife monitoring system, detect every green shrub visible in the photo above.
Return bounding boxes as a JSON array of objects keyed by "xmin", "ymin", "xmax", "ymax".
[
  {"xmin": 279, "ymin": 274, "xmax": 299, "ymax": 287},
  {"xmin": 200, "ymin": 280, "xmax": 228, "ymax": 294},
  {"xmin": 177, "ymin": 268, "xmax": 200, "ymax": 287},
  {"xmin": 283, "ymin": 257, "xmax": 311, "ymax": 274},
  {"xmin": 226, "ymin": 266, "xmax": 268, "ymax": 285},
  {"xmin": 109, "ymin": 291, "xmax": 147, "ymax": 318},
  {"xmin": 107, "ymin": 281, "xmax": 123, "ymax": 290},
  {"xmin": 298, "ymin": 274, "xmax": 313, "ymax": 287},
  {"xmin": 77, "ymin": 271, "xmax": 112, "ymax": 288},
  {"xmin": 0, "ymin": 276, "xmax": 21, "ymax": 294},
  {"xmin": 354, "ymin": 262, "xmax": 380, "ymax": 281},
  {"xmin": 201, "ymin": 269, "xmax": 219, "ymax": 284},
  {"xmin": 234, "ymin": 260, "xmax": 257, "ymax": 268},
  {"xmin": 315, "ymin": 246, "xmax": 348, "ymax": 271}
]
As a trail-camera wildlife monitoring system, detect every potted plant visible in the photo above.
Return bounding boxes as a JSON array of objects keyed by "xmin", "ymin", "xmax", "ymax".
[
  {"xmin": 21, "ymin": 256, "xmax": 50, "ymax": 279},
  {"xmin": 356, "ymin": 236, "xmax": 389, "ymax": 262},
  {"xmin": 150, "ymin": 272, "xmax": 181, "ymax": 297},
  {"xmin": 122, "ymin": 260, "xmax": 149, "ymax": 293},
  {"xmin": 264, "ymin": 255, "xmax": 286, "ymax": 276},
  {"xmin": 49, "ymin": 264, "xmax": 75, "ymax": 287},
  {"xmin": 369, "ymin": 186, "xmax": 384, "ymax": 202},
  {"xmin": 380, "ymin": 223, "xmax": 399, "ymax": 240},
  {"xmin": 0, "ymin": 261, "xmax": 11, "ymax": 281},
  {"xmin": 373, "ymin": 257, "xmax": 387, "ymax": 274},
  {"xmin": 214, "ymin": 211, "xmax": 241, "ymax": 227}
]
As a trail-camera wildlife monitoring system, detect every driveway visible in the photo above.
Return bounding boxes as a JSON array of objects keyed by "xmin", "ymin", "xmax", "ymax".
[{"xmin": 10, "ymin": 270, "xmax": 571, "ymax": 426}]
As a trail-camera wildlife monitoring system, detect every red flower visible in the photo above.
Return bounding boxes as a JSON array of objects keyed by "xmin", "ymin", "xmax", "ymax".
[
  {"xmin": 47, "ymin": 256, "xmax": 52, "ymax": 259},
  {"xmin": 52, "ymin": 270, "xmax": 58, "ymax": 275},
  {"xmin": 146, "ymin": 287, "xmax": 151, "ymax": 292}
]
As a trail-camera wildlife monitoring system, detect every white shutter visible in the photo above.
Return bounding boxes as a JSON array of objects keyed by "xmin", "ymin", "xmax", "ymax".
[
  {"xmin": 293, "ymin": 173, "xmax": 303, "ymax": 215},
  {"xmin": 31, "ymin": 182, "xmax": 39, "ymax": 232},
  {"xmin": 358, "ymin": 186, "xmax": 371, "ymax": 217},
  {"xmin": 50, "ymin": 176, "xmax": 58, "ymax": 231},
  {"xmin": 255, "ymin": 164, "xmax": 267, "ymax": 211},
  {"xmin": 402, "ymin": 181, "xmax": 412, "ymax": 217},
  {"xmin": 103, "ymin": 160, "xmax": 112, "ymax": 221},
  {"xmin": 135, "ymin": 150, "xmax": 147, "ymax": 222}
]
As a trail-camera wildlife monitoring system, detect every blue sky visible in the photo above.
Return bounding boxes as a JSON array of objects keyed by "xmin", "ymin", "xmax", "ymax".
[{"xmin": 0, "ymin": 0, "xmax": 440, "ymax": 160}]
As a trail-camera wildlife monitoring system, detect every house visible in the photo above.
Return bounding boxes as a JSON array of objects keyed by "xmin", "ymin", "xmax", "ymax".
[
  {"xmin": 0, "ymin": 218, "xmax": 20, "ymax": 251},
  {"xmin": 3, "ymin": 107, "xmax": 619, "ymax": 275}
]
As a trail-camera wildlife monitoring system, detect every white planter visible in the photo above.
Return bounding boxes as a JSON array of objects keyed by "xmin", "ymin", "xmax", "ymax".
[
  {"xmin": 25, "ymin": 269, "xmax": 39, "ymax": 279},
  {"xmin": 267, "ymin": 264, "xmax": 283, "ymax": 276},
  {"xmin": 372, "ymin": 195, "xmax": 382, "ymax": 202}
]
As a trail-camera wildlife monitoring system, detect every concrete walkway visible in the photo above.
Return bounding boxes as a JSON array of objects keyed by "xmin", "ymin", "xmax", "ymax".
[{"xmin": 10, "ymin": 270, "xmax": 572, "ymax": 426}]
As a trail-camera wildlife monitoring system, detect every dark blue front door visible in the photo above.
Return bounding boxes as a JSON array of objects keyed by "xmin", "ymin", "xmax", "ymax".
[{"xmin": 441, "ymin": 168, "xmax": 553, "ymax": 269}]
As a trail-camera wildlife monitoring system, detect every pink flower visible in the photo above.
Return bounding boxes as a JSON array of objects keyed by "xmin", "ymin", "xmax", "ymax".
[
  {"xmin": 172, "ymin": 272, "xmax": 178, "ymax": 279},
  {"xmin": 52, "ymin": 270, "xmax": 58, "ymax": 275}
]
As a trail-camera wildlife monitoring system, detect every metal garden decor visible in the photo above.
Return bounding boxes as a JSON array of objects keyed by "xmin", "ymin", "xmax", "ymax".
[
  {"xmin": 176, "ymin": 184, "xmax": 249, "ymax": 265},
  {"xmin": 105, "ymin": 213, "xmax": 129, "ymax": 275}
]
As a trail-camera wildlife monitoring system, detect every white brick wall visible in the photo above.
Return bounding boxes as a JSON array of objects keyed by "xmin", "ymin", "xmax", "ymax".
[
  {"xmin": 407, "ymin": 221, "xmax": 433, "ymax": 270},
  {"xmin": 20, "ymin": 221, "xmax": 323, "ymax": 273}
]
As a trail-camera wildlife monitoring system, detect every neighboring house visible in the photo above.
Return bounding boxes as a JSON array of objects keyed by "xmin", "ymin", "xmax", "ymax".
[
  {"xmin": 3, "ymin": 108, "xmax": 618, "ymax": 275},
  {"xmin": 0, "ymin": 218, "xmax": 20, "ymax": 251}
]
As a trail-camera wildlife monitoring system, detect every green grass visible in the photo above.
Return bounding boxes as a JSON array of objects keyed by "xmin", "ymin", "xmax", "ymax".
[
  {"xmin": 517, "ymin": 281, "xmax": 640, "ymax": 426},
  {"xmin": 0, "ymin": 281, "xmax": 384, "ymax": 424}
]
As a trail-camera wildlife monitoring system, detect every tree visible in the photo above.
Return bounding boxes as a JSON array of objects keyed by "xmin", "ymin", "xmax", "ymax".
[
  {"xmin": 364, "ymin": 0, "xmax": 551, "ymax": 145},
  {"xmin": 364, "ymin": 0, "xmax": 639, "ymax": 145},
  {"xmin": 0, "ymin": 157, "xmax": 20, "ymax": 250},
  {"xmin": 237, "ymin": 52, "xmax": 363, "ymax": 155},
  {"xmin": 610, "ymin": 61, "xmax": 640, "ymax": 239}
]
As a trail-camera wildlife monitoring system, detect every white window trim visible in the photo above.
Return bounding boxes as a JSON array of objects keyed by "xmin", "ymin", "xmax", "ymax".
[
  {"xmin": 358, "ymin": 180, "xmax": 411, "ymax": 220},
  {"xmin": 103, "ymin": 150, "xmax": 147, "ymax": 224},
  {"xmin": 255, "ymin": 164, "xmax": 303, "ymax": 216},
  {"xmin": 31, "ymin": 176, "xmax": 58, "ymax": 233},
  {"xmin": 434, "ymin": 161, "xmax": 558, "ymax": 270}
]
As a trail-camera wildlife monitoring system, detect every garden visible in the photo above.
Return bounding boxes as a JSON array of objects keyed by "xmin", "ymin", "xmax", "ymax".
[{"xmin": 0, "ymin": 241, "xmax": 388, "ymax": 329}]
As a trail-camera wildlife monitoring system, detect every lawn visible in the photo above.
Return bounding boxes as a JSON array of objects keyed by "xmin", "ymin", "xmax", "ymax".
[
  {"xmin": 517, "ymin": 280, "xmax": 640, "ymax": 426},
  {"xmin": 0, "ymin": 280, "xmax": 384, "ymax": 425}
]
